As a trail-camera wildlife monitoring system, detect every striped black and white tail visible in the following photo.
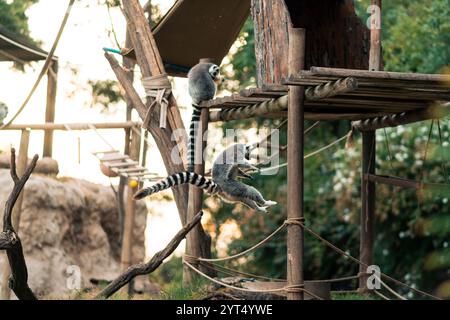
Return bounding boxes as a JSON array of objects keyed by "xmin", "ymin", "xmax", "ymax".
[
  {"xmin": 133, "ymin": 171, "xmax": 219, "ymax": 200},
  {"xmin": 187, "ymin": 104, "xmax": 202, "ymax": 172}
]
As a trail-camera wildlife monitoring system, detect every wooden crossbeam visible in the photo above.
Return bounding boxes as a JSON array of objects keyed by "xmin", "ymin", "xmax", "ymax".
[
  {"xmin": 105, "ymin": 161, "xmax": 139, "ymax": 168},
  {"xmin": 117, "ymin": 167, "xmax": 146, "ymax": 174},
  {"xmin": 365, "ymin": 174, "xmax": 420, "ymax": 189},
  {"xmin": 310, "ymin": 67, "xmax": 450, "ymax": 83},
  {"xmin": 365, "ymin": 174, "xmax": 450, "ymax": 193},
  {"xmin": 100, "ymin": 154, "xmax": 129, "ymax": 162}
]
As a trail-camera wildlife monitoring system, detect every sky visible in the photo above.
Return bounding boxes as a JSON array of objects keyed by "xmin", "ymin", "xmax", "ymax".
[{"xmin": 0, "ymin": 0, "xmax": 200, "ymax": 257}]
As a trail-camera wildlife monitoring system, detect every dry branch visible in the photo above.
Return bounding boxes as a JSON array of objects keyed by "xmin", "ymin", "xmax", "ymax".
[
  {"xmin": 95, "ymin": 211, "xmax": 204, "ymax": 299},
  {"xmin": 0, "ymin": 148, "xmax": 38, "ymax": 300}
]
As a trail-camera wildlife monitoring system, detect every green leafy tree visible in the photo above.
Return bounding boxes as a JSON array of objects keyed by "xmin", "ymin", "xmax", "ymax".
[{"xmin": 0, "ymin": 0, "xmax": 39, "ymax": 42}]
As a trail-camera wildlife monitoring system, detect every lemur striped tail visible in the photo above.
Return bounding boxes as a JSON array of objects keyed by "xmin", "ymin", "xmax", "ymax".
[
  {"xmin": 187, "ymin": 104, "xmax": 201, "ymax": 172},
  {"xmin": 133, "ymin": 171, "xmax": 218, "ymax": 200}
]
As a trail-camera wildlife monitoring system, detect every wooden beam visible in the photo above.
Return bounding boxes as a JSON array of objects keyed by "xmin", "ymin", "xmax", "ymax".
[
  {"xmin": 286, "ymin": 26, "xmax": 306, "ymax": 301},
  {"xmin": 3, "ymin": 122, "xmax": 140, "ymax": 131},
  {"xmin": 43, "ymin": 61, "xmax": 58, "ymax": 158},
  {"xmin": 120, "ymin": 129, "xmax": 141, "ymax": 296},
  {"xmin": 365, "ymin": 174, "xmax": 420, "ymax": 189},
  {"xmin": 0, "ymin": 130, "xmax": 30, "ymax": 300},
  {"xmin": 309, "ymin": 67, "xmax": 450, "ymax": 83},
  {"xmin": 184, "ymin": 107, "xmax": 214, "ymax": 284},
  {"xmin": 352, "ymin": 104, "xmax": 450, "ymax": 131}
]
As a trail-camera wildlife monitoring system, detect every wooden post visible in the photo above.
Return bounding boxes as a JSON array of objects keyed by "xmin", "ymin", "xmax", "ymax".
[
  {"xmin": 120, "ymin": 128, "xmax": 141, "ymax": 295},
  {"xmin": 43, "ymin": 61, "xmax": 58, "ymax": 158},
  {"xmin": 1, "ymin": 129, "xmax": 31, "ymax": 300},
  {"xmin": 359, "ymin": 0, "xmax": 381, "ymax": 292},
  {"xmin": 184, "ymin": 106, "xmax": 211, "ymax": 284},
  {"xmin": 120, "ymin": 0, "xmax": 188, "ymax": 225},
  {"xmin": 118, "ymin": 30, "xmax": 136, "ymax": 247},
  {"xmin": 287, "ymin": 27, "xmax": 306, "ymax": 300}
]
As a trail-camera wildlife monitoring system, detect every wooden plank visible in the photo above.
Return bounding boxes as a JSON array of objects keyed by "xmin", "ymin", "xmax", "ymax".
[
  {"xmin": 93, "ymin": 150, "xmax": 120, "ymax": 155},
  {"xmin": 117, "ymin": 167, "xmax": 146, "ymax": 174},
  {"xmin": 120, "ymin": 129, "xmax": 141, "ymax": 295},
  {"xmin": 310, "ymin": 67, "xmax": 450, "ymax": 83},
  {"xmin": 105, "ymin": 161, "xmax": 139, "ymax": 168},
  {"xmin": 100, "ymin": 154, "xmax": 129, "ymax": 162},
  {"xmin": 3, "ymin": 122, "xmax": 140, "ymax": 131}
]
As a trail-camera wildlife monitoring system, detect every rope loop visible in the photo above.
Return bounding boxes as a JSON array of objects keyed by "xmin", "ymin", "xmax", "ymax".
[
  {"xmin": 283, "ymin": 284, "xmax": 304, "ymax": 293},
  {"xmin": 142, "ymin": 74, "xmax": 172, "ymax": 129},
  {"xmin": 284, "ymin": 217, "xmax": 305, "ymax": 227}
]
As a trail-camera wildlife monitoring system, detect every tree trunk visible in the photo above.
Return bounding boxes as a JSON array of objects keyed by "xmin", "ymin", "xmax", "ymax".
[{"xmin": 251, "ymin": 0, "xmax": 369, "ymax": 87}]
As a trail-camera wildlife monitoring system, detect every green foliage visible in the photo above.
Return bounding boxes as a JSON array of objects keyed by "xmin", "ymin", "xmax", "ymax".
[
  {"xmin": 88, "ymin": 79, "xmax": 124, "ymax": 111},
  {"xmin": 149, "ymin": 256, "xmax": 210, "ymax": 300},
  {"xmin": 0, "ymin": 0, "xmax": 39, "ymax": 41},
  {"xmin": 221, "ymin": 17, "xmax": 256, "ymax": 91},
  {"xmin": 355, "ymin": 0, "xmax": 450, "ymax": 73}
]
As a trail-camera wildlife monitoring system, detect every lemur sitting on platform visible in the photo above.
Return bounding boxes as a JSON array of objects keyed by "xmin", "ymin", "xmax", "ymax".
[{"xmin": 134, "ymin": 143, "xmax": 277, "ymax": 213}]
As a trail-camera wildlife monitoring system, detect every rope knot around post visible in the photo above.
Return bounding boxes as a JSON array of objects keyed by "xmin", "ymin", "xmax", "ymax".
[
  {"xmin": 284, "ymin": 217, "xmax": 305, "ymax": 227},
  {"xmin": 183, "ymin": 254, "xmax": 200, "ymax": 265},
  {"xmin": 142, "ymin": 73, "xmax": 172, "ymax": 129},
  {"xmin": 283, "ymin": 284, "xmax": 304, "ymax": 293}
]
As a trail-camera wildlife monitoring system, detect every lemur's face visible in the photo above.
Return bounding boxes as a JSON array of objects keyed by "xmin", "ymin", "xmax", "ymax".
[{"xmin": 208, "ymin": 64, "xmax": 221, "ymax": 83}]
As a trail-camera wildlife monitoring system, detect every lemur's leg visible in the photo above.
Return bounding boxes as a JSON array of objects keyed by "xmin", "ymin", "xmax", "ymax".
[
  {"xmin": 245, "ymin": 185, "xmax": 277, "ymax": 207},
  {"xmin": 240, "ymin": 198, "xmax": 268, "ymax": 213}
]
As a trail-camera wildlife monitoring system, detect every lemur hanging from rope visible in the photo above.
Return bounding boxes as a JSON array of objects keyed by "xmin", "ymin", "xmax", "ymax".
[{"xmin": 134, "ymin": 143, "xmax": 277, "ymax": 213}]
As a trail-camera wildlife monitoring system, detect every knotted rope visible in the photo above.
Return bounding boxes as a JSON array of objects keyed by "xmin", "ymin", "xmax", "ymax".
[{"xmin": 142, "ymin": 74, "xmax": 172, "ymax": 129}]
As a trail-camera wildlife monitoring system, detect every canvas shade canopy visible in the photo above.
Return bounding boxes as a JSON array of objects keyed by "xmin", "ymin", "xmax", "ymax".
[
  {"xmin": 0, "ymin": 24, "xmax": 57, "ymax": 63},
  {"xmin": 124, "ymin": 0, "xmax": 251, "ymax": 77}
]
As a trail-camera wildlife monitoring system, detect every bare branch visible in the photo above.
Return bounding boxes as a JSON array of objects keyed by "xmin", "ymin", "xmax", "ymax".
[
  {"xmin": 0, "ymin": 149, "xmax": 39, "ymax": 300},
  {"xmin": 4, "ymin": 153, "xmax": 38, "ymax": 231},
  {"xmin": 95, "ymin": 211, "xmax": 204, "ymax": 299},
  {"xmin": 9, "ymin": 148, "xmax": 18, "ymax": 183}
]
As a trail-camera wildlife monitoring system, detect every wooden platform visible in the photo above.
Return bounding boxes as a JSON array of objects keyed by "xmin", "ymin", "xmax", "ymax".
[{"xmin": 201, "ymin": 67, "xmax": 450, "ymax": 121}]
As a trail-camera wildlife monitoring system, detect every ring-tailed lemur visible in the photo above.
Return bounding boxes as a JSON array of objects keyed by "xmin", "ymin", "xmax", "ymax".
[
  {"xmin": 134, "ymin": 143, "xmax": 277, "ymax": 213},
  {"xmin": 187, "ymin": 62, "xmax": 221, "ymax": 172}
]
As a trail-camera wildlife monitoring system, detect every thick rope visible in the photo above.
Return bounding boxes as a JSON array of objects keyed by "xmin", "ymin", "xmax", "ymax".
[
  {"xmin": 260, "ymin": 130, "xmax": 350, "ymax": 173},
  {"xmin": 0, "ymin": 0, "xmax": 75, "ymax": 130},
  {"xmin": 184, "ymin": 260, "xmax": 322, "ymax": 299},
  {"xmin": 184, "ymin": 260, "xmax": 292, "ymax": 293},
  {"xmin": 142, "ymin": 74, "xmax": 172, "ymax": 129},
  {"xmin": 374, "ymin": 290, "xmax": 390, "ymax": 300},
  {"xmin": 375, "ymin": 274, "xmax": 407, "ymax": 300},
  {"xmin": 298, "ymin": 221, "xmax": 441, "ymax": 300},
  {"xmin": 185, "ymin": 222, "xmax": 288, "ymax": 263}
]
